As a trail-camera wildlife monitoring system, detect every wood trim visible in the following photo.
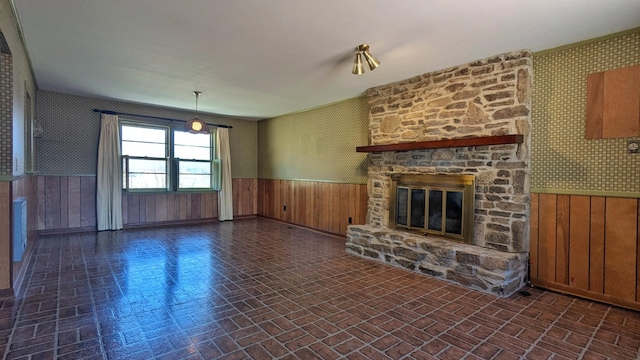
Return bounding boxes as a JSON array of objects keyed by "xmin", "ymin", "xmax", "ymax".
[
  {"xmin": 602, "ymin": 65, "xmax": 640, "ymax": 138},
  {"xmin": 585, "ymin": 72, "xmax": 604, "ymax": 139},
  {"xmin": 530, "ymin": 278, "xmax": 640, "ymax": 312},
  {"xmin": 355, "ymin": 134, "xmax": 523, "ymax": 153}
]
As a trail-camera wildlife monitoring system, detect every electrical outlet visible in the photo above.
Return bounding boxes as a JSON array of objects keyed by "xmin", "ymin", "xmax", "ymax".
[
  {"xmin": 283, "ymin": 205, "xmax": 286, "ymax": 211},
  {"xmin": 628, "ymin": 140, "xmax": 639, "ymax": 154},
  {"xmin": 348, "ymin": 217, "xmax": 352, "ymax": 224}
]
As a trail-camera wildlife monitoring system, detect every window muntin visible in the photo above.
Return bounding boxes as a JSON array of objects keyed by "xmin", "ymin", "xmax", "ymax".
[{"xmin": 174, "ymin": 132, "xmax": 211, "ymax": 160}]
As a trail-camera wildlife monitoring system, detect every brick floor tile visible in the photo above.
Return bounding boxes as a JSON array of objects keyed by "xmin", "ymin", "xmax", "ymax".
[{"xmin": 1, "ymin": 219, "xmax": 637, "ymax": 360}]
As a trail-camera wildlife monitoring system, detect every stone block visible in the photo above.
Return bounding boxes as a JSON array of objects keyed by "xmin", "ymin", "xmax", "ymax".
[
  {"xmin": 394, "ymin": 259, "xmax": 416, "ymax": 270},
  {"xmin": 346, "ymin": 245, "xmax": 362, "ymax": 255},
  {"xmin": 456, "ymin": 251, "xmax": 480, "ymax": 265},
  {"xmin": 492, "ymin": 105, "xmax": 529, "ymax": 120},
  {"xmin": 393, "ymin": 247, "xmax": 421, "ymax": 261},
  {"xmin": 447, "ymin": 271, "xmax": 488, "ymax": 290}
]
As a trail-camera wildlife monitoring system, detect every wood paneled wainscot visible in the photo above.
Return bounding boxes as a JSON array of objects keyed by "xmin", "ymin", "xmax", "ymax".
[
  {"xmin": 530, "ymin": 193, "xmax": 640, "ymax": 310},
  {"xmin": 258, "ymin": 179, "xmax": 367, "ymax": 236},
  {"xmin": 37, "ymin": 176, "xmax": 257, "ymax": 233}
]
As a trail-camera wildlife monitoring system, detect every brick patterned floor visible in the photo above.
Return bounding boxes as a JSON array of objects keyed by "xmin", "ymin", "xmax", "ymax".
[{"xmin": 1, "ymin": 218, "xmax": 639, "ymax": 359}]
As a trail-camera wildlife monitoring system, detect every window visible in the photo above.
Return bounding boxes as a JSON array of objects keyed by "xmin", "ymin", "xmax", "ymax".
[
  {"xmin": 174, "ymin": 131, "xmax": 212, "ymax": 189},
  {"xmin": 120, "ymin": 121, "xmax": 218, "ymax": 191}
]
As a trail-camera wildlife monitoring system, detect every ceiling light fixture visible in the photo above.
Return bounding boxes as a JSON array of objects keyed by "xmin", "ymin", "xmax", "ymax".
[
  {"xmin": 352, "ymin": 44, "xmax": 380, "ymax": 75},
  {"xmin": 184, "ymin": 91, "xmax": 210, "ymax": 134}
]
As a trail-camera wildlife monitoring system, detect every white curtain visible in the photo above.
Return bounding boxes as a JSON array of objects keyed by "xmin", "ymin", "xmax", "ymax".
[
  {"xmin": 96, "ymin": 114, "xmax": 123, "ymax": 230},
  {"xmin": 217, "ymin": 128, "xmax": 233, "ymax": 221}
]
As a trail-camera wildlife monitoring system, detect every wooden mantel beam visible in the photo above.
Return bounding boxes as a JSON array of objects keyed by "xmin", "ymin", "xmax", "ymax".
[{"xmin": 356, "ymin": 134, "xmax": 524, "ymax": 153}]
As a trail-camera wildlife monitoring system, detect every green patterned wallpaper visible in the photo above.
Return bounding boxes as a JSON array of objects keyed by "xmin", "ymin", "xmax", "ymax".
[
  {"xmin": 258, "ymin": 97, "xmax": 369, "ymax": 184},
  {"xmin": 37, "ymin": 91, "xmax": 258, "ymax": 178},
  {"xmin": 532, "ymin": 29, "xmax": 640, "ymax": 196}
]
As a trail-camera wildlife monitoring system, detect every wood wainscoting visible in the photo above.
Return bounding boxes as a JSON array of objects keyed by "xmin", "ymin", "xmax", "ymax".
[
  {"xmin": 258, "ymin": 179, "xmax": 367, "ymax": 236},
  {"xmin": 530, "ymin": 193, "xmax": 640, "ymax": 310},
  {"xmin": 36, "ymin": 176, "xmax": 258, "ymax": 233}
]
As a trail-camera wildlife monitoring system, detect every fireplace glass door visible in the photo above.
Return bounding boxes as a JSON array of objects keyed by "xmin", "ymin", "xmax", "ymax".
[
  {"xmin": 390, "ymin": 174, "xmax": 475, "ymax": 243},
  {"xmin": 425, "ymin": 190, "xmax": 464, "ymax": 236}
]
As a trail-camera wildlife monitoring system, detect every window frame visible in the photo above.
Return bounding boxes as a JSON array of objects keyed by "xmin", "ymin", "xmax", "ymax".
[
  {"xmin": 119, "ymin": 120, "xmax": 218, "ymax": 193},
  {"xmin": 173, "ymin": 130, "xmax": 215, "ymax": 191}
]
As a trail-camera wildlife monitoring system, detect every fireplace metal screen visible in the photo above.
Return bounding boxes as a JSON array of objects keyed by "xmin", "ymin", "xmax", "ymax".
[{"xmin": 390, "ymin": 174, "xmax": 475, "ymax": 244}]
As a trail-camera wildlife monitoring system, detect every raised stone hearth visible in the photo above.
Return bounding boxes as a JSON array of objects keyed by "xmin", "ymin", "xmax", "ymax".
[
  {"xmin": 347, "ymin": 50, "xmax": 532, "ymax": 297},
  {"xmin": 347, "ymin": 225, "xmax": 528, "ymax": 297}
]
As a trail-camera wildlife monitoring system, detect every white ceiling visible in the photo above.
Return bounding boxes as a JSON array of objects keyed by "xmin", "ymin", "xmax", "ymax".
[{"xmin": 11, "ymin": 0, "xmax": 640, "ymax": 120}]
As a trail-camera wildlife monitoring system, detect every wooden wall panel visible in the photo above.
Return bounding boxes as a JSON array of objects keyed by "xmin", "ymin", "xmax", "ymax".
[
  {"xmin": 0, "ymin": 182, "xmax": 11, "ymax": 289},
  {"xmin": 145, "ymin": 194, "xmax": 155, "ymax": 223},
  {"xmin": 568, "ymin": 196, "xmax": 590, "ymax": 290},
  {"xmin": 59, "ymin": 177, "xmax": 68, "ymax": 229},
  {"xmin": 67, "ymin": 177, "xmax": 81, "ymax": 228},
  {"xmin": 537, "ymin": 194, "xmax": 557, "ymax": 283},
  {"xmin": 603, "ymin": 197, "xmax": 637, "ymax": 301},
  {"xmin": 330, "ymin": 184, "xmax": 341, "ymax": 234},
  {"xmin": 80, "ymin": 177, "xmax": 96, "ymax": 227},
  {"xmin": 138, "ymin": 195, "xmax": 146, "ymax": 223},
  {"xmin": 127, "ymin": 194, "xmax": 140, "ymax": 224},
  {"xmin": 555, "ymin": 195, "xmax": 570, "ymax": 285},
  {"xmin": 37, "ymin": 176, "xmax": 258, "ymax": 232},
  {"xmin": 256, "ymin": 179, "xmax": 368, "ymax": 236},
  {"xmin": 531, "ymin": 193, "xmax": 640, "ymax": 311},
  {"xmin": 166, "ymin": 194, "xmax": 175, "ymax": 221},
  {"xmin": 589, "ymin": 197, "xmax": 605, "ymax": 293},
  {"xmin": 36, "ymin": 176, "xmax": 45, "ymax": 230},
  {"xmin": 232, "ymin": 178, "xmax": 241, "ymax": 217},
  {"xmin": 529, "ymin": 193, "xmax": 539, "ymax": 280},
  {"xmin": 121, "ymin": 195, "xmax": 128, "ymax": 225},
  {"xmin": 44, "ymin": 176, "xmax": 60, "ymax": 229},
  {"xmin": 155, "ymin": 194, "xmax": 167, "ymax": 222}
]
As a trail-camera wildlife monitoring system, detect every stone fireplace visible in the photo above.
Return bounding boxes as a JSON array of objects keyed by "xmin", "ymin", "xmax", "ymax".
[{"xmin": 346, "ymin": 50, "xmax": 532, "ymax": 297}]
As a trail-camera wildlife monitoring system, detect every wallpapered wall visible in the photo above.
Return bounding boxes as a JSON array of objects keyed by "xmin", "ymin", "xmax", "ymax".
[
  {"xmin": 0, "ymin": 52, "xmax": 10, "ymax": 176},
  {"xmin": 36, "ymin": 91, "xmax": 258, "ymax": 178},
  {"xmin": 258, "ymin": 97, "xmax": 369, "ymax": 184},
  {"xmin": 531, "ymin": 29, "xmax": 640, "ymax": 195}
]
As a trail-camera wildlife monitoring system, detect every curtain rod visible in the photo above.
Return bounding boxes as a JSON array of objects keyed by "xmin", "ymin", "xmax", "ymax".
[{"xmin": 91, "ymin": 109, "xmax": 233, "ymax": 129}]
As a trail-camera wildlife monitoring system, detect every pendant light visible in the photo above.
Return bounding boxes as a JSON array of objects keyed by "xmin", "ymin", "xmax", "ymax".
[{"xmin": 184, "ymin": 91, "xmax": 210, "ymax": 134}]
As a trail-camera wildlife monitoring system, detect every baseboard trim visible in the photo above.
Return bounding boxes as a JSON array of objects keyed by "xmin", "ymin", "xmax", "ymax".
[
  {"xmin": 37, "ymin": 226, "xmax": 97, "ymax": 236},
  {"xmin": 37, "ymin": 215, "xmax": 260, "ymax": 236},
  {"xmin": 11, "ymin": 240, "xmax": 36, "ymax": 297},
  {"xmin": 256, "ymin": 215, "xmax": 346, "ymax": 238},
  {"xmin": 0, "ymin": 287, "xmax": 14, "ymax": 299},
  {"xmin": 530, "ymin": 279, "xmax": 640, "ymax": 312}
]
